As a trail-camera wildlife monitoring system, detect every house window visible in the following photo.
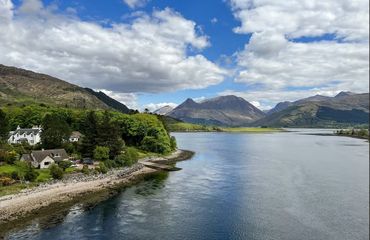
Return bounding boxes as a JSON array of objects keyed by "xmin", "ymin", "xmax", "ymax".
[{"xmin": 44, "ymin": 162, "xmax": 50, "ymax": 166}]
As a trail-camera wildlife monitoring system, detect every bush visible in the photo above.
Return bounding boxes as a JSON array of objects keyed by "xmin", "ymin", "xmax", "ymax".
[
  {"xmin": 24, "ymin": 165, "xmax": 39, "ymax": 182},
  {"xmin": 0, "ymin": 176, "xmax": 15, "ymax": 186},
  {"xmin": 114, "ymin": 147, "xmax": 139, "ymax": 167},
  {"xmin": 0, "ymin": 150, "xmax": 18, "ymax": 164},
  {"xmin": 81, "ymin": 164, "xmax": 90, "ymax": 175},
  {"xmin": 141, "ymin": 136, "xmax": 171, "ymax": 154},
  {"xmin": 58, "ymin": 160, "xmax": 72, "ymax": 171},
  {"xmin": 97, "ymin": 162, "xmax": 108, "ymax": 174},
  {"xmin": 49, "ymin": 164, "xmax": 64, "ymax": 180},
  {"xmin": 93, "ymin": 146, "xmax": 110, "ymax": 161},
  {"xmin": 170, "ymin": 136, "xmax": 177, "ymax": 150},
  {"xmin": 11, "ymin": 171, "xmax": 19, "ymax": 180}
]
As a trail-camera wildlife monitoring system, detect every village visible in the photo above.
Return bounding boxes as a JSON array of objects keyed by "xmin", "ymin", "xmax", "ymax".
[{"xmin": 0, "ymin": 109, "xmax": 178, "ymax": 196}]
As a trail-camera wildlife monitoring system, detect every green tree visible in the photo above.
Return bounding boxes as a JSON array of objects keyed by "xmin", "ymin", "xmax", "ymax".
[
  {"xmin": 170, "ymin": 136, "xmax": 177, "ymax": 150},
  {"xmin": 0, "ymin": 109, "xmax": 10, "ymax": 143},
  {"xmin": 93, "ymin": 146, "xmax": 110, "ymax": 161},
  {"xmin": 50, "ymin": 164, "xmax": 64, "ymax": 179},
  {"xmin": 96, "ymin": 111, "xmax": 124, "ymax": 158},
  {"xmin": 41, "ymin": 113, "xmax": 71, "ymax": 149},
  {"xmin": 80, "ymin": 111, "xmax": 99, "ymax": 157}
]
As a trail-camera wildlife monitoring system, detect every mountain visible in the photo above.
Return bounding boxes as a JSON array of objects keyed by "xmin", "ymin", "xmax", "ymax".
[
  {"xmin": 84, "ymin": 88, "xmax": 131, "ymax": 114},
  {"xmin": 255, "ymin": 92, "xmax": 369, "ymax": 127},
  {"xmin": 0, "ymin": 64, "xmax": 131, "ymax": 112},
  {"xmin": 153, "ymin": 105, "xmax": 174, "ymax": 115},
  {"xmin": 167, "ymin": 95, "xmax": 265, "ymax": 126}
]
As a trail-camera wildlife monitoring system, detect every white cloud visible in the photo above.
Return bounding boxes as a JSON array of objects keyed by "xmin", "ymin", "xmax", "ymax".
[
  {"xmin": 236, "ymin": 31, "xmax": 369, "ymax": 90},
  {"xmin": 211, "ymin": 17, "xmax": 218, "ymax": 24},
  {"xmin": 98, "ymin": 89, "xmax": 139, "ymax": 109},
  {"xmin": 0, "ymin": 1, "xmax": 226, "ymax": 96},
  {"xmin": 230, "ymin": 0, "xmax": 369, "ymax": 42},
  {"xmin": 143, "ymin": 102, "xmax": 177, "ymax": 112},
  {"xmin": 226, "ymin": 0, "xmax": 369, "ymax": 109},
  {"xmin": 123, "ymin": 0, "xmax": 149, "ymax": 9}
]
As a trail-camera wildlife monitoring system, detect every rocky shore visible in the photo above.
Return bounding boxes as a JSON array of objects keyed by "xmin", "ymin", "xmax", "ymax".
[{"xmin": 0, "ymin": 149, "xmax": 194, "ymax": 225}]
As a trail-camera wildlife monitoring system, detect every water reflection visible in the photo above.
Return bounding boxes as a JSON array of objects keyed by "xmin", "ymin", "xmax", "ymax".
[{"xmin": 2, "ymin": 130, "xmax": 369, "ymax": 240}]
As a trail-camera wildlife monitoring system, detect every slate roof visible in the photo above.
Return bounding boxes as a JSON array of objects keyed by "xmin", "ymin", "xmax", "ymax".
[{"xmin": 22, "ymin": 149, "xmax": 69, "ymax": 163}]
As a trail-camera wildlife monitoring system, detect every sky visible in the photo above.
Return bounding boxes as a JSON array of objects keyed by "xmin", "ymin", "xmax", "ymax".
[{"xmin": 0, "ymin": 0, "xmax": 368, "ymax": 111}]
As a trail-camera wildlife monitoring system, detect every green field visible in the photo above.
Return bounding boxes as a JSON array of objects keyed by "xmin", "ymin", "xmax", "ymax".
[
  {"xmin": 221, "ymin": 127, "xmax": 284, "ymax": 133},
  {"xmin": 167, "ymin": 122, "xmax": 283, "ymax": 133}
]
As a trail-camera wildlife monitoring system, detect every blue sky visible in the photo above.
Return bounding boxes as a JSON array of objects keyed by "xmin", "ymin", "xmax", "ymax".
[{"xmin": 2, "ymin": 0, "xmax": 369, "ymax": 110}]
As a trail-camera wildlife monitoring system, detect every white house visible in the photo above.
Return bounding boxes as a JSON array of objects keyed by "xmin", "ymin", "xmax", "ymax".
[
  {"xmin": 69, "ymin": 131, "xmax": 83, "ymax": 142},
  {"xmin": 8, "ymin": 126, "xmax": 42, "ymax": 145},
  {"xmin": 21, "ymin": 149, "xmax": 69, "ymax": 169}
]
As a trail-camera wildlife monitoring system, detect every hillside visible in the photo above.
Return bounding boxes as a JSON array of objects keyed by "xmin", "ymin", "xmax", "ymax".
[
  {"xmin": 153, "ymin": 105, "xmax": 174, "ymax": 115},
  {"xmin": 255, "ymin": 92, "xmax": 369, "ymax": 127},
  {"xmin": 0, "ymin": 64, "xmax": 131, "ymax": 112},
  {"xmin": 167, "ymin": 95, "xmax": 265, "ymax": 126}
]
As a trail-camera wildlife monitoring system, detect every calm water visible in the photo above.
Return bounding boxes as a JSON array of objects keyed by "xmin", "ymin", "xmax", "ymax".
[{"xmin": 3, "ymin": 130, "xmax": 369, "ymax": 240}]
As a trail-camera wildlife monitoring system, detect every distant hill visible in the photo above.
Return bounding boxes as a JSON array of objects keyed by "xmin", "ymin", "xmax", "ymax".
[
  {"xmin": 0, "ymin": 64, "xmax": 131, "ymax": 112},
  {"xmin": 153, "ymin": 105, "xmax": 174, "ymax": 115},
  {"xmin": 84, "ymin": 88, "xmax": 131, "ymax": 114},
  {"xmin": 167, "ymin": 95, "xmax": 265, "ymax": 126},
  {"xmin": 255, "ymin": 92, "xmax": 369, "ymax": 127}
]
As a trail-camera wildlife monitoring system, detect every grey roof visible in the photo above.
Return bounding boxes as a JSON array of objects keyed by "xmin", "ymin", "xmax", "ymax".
[
  {"xmin": 23, "ymin": 149, "xmax": 69, "ymax": 163},
  {"xmin": 70, "ymin": 131, "xmax": 83, "ymax": 138},
  {"xmin": 10, "ymin": 128, "xmax": 41, "ymax": 135}
]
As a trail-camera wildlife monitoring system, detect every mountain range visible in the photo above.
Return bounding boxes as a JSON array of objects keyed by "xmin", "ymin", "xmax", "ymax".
[
  {"xmin": 159, "ymin": 91, "xmax": 369, "ymax": 127},
  {"xmin": 0, "ymin": 64, "xmax": 368, "ymax": 127},
  {"xmin": 0, "ymin": 64, "xmax": 132, "ymax": 113},
  {"xmin": 167, "ymin": 95, "xmax": 265, "ymax": 126}
]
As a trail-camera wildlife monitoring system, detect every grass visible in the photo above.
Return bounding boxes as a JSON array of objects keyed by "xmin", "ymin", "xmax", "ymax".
[
  {"xmin": 36, "ymin": 169, "xmax": 52, "ymax": 182},
  {"xmin": 65, "ymin": 167, "xmax": 78, "ymax": 173},
  {"xmin": 168, "ymin": 122, "xmax": 220, "ymax": 132},
  {"xmin": 167, "ymin": 122, "xmax": 284, "ymax": 133},
  {"xmin": 221, "ymin": 127, "xmax": 284, "ymax": 132},
  {"xmin": 0, "ymin": 164, "xmax": 18, "ymax": 174},
  {"xmin": 0, "ymin": 183, "xmax": 37, "ymax": 197}
]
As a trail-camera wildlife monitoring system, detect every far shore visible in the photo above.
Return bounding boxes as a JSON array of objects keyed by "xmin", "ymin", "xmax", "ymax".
[{"xmin": 0, "ymin": 149, "xmax": 194, "ymax": 228}]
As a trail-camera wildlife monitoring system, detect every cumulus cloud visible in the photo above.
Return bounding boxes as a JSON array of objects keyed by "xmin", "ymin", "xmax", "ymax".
[
  {"xmin": 0, "ymin": 0, "xmax": 226, "ymax": 95},
  {"xmin": 98, "ymin": 90, "xmax": 139, "ymax": 109},
  {"xmin": 143, "ymin": 102, "xmax": 177, "ymax": 112},
  {"xmin": 236, "ymin": 31, "xmax": 369, "ymax": 90},
  {"xmin": 123, "ymin": 0, "xmax": 149, "ymax": 9},
  {"xmin": 230, "ymin": 0, "xmax": 369, "ymax": 41},
  {"xmin": 226, "ymin": 0, "xmax": 369, "ymax": 109}
]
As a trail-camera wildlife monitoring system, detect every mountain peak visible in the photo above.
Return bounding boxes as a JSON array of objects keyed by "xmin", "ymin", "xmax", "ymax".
[{"xmin": 335, "ymin": 91, "xmax": 355, "ymax": 98}]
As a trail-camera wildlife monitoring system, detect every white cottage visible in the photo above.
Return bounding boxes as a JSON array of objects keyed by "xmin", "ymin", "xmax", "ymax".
[
  {"xmin": 21, "ymin": 149, "xmax": 69, "ymax": 169},
  {"xmin": 8, "ymin": 126, "xmax": 42, "ymax": 145}
]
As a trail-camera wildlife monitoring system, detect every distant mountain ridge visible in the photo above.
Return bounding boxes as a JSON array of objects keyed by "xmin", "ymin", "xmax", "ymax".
[
  {"xmin": 153, "ymin": 105, "xmax": 174, "ymax": 115},
  {"xmin": 0, "ymin": 64, "xmax": 132, "ymax": 113},
  {"xmin": 257, "ymin": 92, "xmax": 369, "ymax": 127},
  {"xmin": 168, "ymin": 95, "xmax": 265, "ymax": 126}
]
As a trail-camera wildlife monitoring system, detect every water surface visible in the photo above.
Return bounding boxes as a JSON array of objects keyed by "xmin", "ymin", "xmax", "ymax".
[{"xmin": 3, "ymin": 130, "xmax": 369, "ymax": 240}]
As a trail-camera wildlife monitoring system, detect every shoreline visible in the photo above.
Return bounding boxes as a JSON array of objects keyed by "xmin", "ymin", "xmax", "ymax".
[{"xmin": 0, "ymin": 149, "xmax": 194, "ymax": 227}]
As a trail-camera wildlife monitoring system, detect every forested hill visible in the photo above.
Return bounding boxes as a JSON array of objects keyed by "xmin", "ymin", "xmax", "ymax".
[{"xmin": 0, "ymin": 64, "xmax": 132, "ymax": 113}]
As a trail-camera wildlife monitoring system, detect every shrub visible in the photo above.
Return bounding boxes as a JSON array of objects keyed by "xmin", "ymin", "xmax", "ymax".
[
  {"xmin": 24, "ymin": 165, "xmax": 39, "ymax": 182},
  {"xmin": 49, "ymin": 164, "xmax": 64, "ymax": 180},
  {"xmin": 97, "ymin": 162, "xmax": 108, "ymax": 174},
  {"xmin": 0, "ymin": 176, "xmax": 14, "ymax": 186},
  {"xmin": 170, "ymin": 136, "xmax": 177, "ymax": 150},
  {"xmin": 141, "ymin": 136, "xmax": 171, "ymax": 154},
  {"xmin": 93, "ymin": 146, "xmax": 110, "ymax": 161},
  {"xmin": 114, "ymin": 147, "xmax": 139, "ymax": 167},
  {"xmin": 81, "ymin": 164, "xmax": 90, "ymax": 175},
  {"xmin": 58, "ymin": 160, "xmax": 72, "ymax": 171},
  {"xmin": 11, "ymin": 171, "xmax": 19, "ymax": 180}
]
